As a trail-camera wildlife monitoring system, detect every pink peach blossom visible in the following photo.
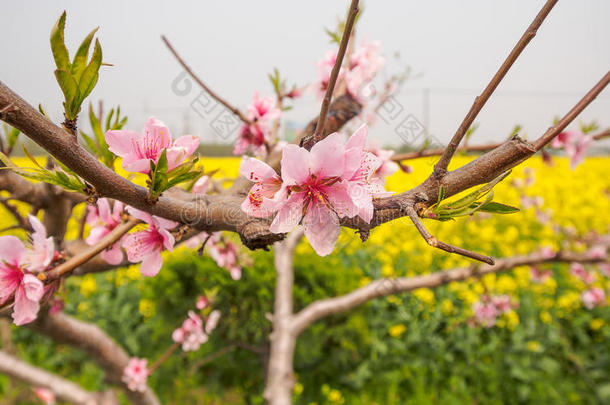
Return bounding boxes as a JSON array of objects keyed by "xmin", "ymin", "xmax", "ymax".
[
  {"xmin": 366, "ymin": 138, "xmax": 399, "ymax": 180},
  {"xmin": 33, "ymin": 387, "xmax": 55, "ymax": 404},
  {"xmin": 196, "ymin": 295, "xmax": 209, "ymax": 310},
  {"xmin": 25, "ymin": 215, "xmax": 55, "ymax": 272},
  {"xmin": 205, "ymin": 309, "xmax": 221, "ymax": 334},
  {"xmin": 122, "ymin": 357, "xmax": 149, "ymax": 392},
  {"xmin": 122, "ymin": 207, "xmax": 178, "ymax": 277},
  {"xmin": 570, "ymin": 262, "xmax": 595, "ymax": 284},
  {"xmin": 491, "ymin": 295, "xmax": 512, "ymax": 313},
  {"xmin": 192, "ymin": 175, "xmax": 210, "ymax": 194},
  {"xmin": 106, "ymin": 117, "xmax": 199, "ymax": 174},
  {"xmin": 551, "ymin": 130, "xmax": 592, "ymax": 169},
  {"xmin": 86, "ymin": 198, "xmax": 125, "ymax": 265},
  {"xmin": 270, "ymin": 132, "xmax": 359, "ymax": 256},
  {"xmin": 313, "ymin": 49, "xmax": 344, "ymax": 100},
  {"xmin": 530, "ymin": 266, "xmax": 552, "ymax": 283},
  {"xmin": 233, "ymin": 92, "xmax": 281, "ymax": 157},
  {"xmin": 208, "ymin": 241, "xmax": 242, "ymax": 280},
  {"xmin": 172, "ymin": 311, "xmax": 209, "ymax": 351},
  {"xmin": 472, "ymin": 300, "xmax": 498, "ymax": 328},
  {"xmin": 581, "ymin": 288, "xmax": 606, "ymax": 310},
  {"xmin": 239, "ymin": 156, "xmax": 284, "ymax": 218},
  {"xmin": 0, "ymin": 235, "xmax": 46, "ymax": 325}
]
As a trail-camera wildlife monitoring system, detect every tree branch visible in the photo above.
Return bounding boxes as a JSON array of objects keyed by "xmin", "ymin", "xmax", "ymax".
[
  {"xmin": 301, "ymin": 0, "xmax": 360, "ymax": 150},
  {"xmin": 0, "ymin": 350, "xmax": 117, "ymax": 405},
  {"xmin": 433, "ymin": 0, "xmax": 558, "ymax": 177},
  {"xmin": 161, "ymin": 35, "xmax": 252, "ymax": 125},
  {"xmin": 291, "ymin": 245, "xmax": 609, "ymax": 335},
  {"xmin": 28, "ymin": 312, "xmax": 160, "ymax": 405}
]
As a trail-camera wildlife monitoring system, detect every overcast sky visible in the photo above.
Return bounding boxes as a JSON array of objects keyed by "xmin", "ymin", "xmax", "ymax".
[{"xmin": 1, "ymin": 1, "xmax": 609, "ymax": 147}]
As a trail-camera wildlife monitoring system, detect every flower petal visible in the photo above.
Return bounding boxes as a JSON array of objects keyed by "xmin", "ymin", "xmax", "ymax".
[
  {"xmin": 105, "ymin": 130, "xmax": 141, "ymax": 157},
  {"xmin": 139, "ymin": 252, "xmax": 163, "ymax": 277},
  {"xmin": 239, "ymin": 156, "xmax": 277, "ymax": 182},
  {"xmin": 12, "ymin": 285, "xmax": 40, "ymax": 326},
  {"xmin": 280, "ymin": 145, "xmax": 310, "ymax": 185},
  {"xmin": 310, "ymin": 132, "xmax": 345, "ymax": 178},
  {"xmin": 270, "ymin": 193, "xmax": 304, "ymax": 234},
  {"xmin": 302, "ymin": 202, "xmax": 340, "ymax": 256},
  {"xmin": 101, "ymin": 243, "xmax": 124, "ymax": 265},
  {"xmin": 0, "ymin": 236, "xmax": 26, "ymax": 267}
]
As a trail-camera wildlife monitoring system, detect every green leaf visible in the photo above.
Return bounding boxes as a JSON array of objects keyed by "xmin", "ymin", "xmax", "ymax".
[
  {"xmin": 437, "ymin": 185, "xmax": 445, "ymax": 206},
  {"xmin": 7, "ymin": 127, "xmax": 20, "ymax": 150},
  {"xmin": 71, "ymin": 27, "xmax": 99, "ymax": 80},
  {"xmin": 156, "ymin": 149, "xmax": 168, "ymax": 174},
  {"xmin": 88, "ymin": 103, "xmax": 104, "ymax": 144},
  {"xmin": 475, "ymin": 201, "xmax": 520, "ymax": 214},
  {"xmin": 105, "ymin": 108, "xmax": 115, "ymax": 131},
  {"xmin": 50, "ymin": 11, "xmax": 70, "ymax": 70},
  {"xmin": 54, "ymin": 69, "xmax": 79, "ymax": 111},
  {"xmin": 166, "ymin": 171, "xmax": 201, "ymax": 189},
  {"xmin": 80, "ymin": 131, "xmax": 100, "ymax": 155},
  {"xmin": 76, "ymin": 39, "xmax": 102, "ymax": 105}
]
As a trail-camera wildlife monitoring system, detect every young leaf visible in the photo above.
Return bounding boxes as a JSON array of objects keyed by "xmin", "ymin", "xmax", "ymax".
[
  {"xmin": 76, "ymin": 39, "xmax": 102, "ymax": 105},
  {"xmin": 475, "ymin": 201, "xmax": 520, "ymax": 214},
  {"xmin": 71, "ymin": 27, "xmax": 99, "ymax": 80},
  {"xmin": 54, "ymin": 69, "xmax": 79, "ymax": 111},
  {"xmin": 50, "ymin": 11, "xmax": 70, "ymax": 70}
]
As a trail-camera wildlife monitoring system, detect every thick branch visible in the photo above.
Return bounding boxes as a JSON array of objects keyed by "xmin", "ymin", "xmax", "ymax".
[
  {"xmin": 0, "ymin": 80, "xmax": 280, "ymax": 249},
  {"xmin": 291, "ymin": 247, "xmax": 608, "ymax": 335},
  {"xmin": 0, "ymin": 350, "xmax": 116, "ymax": 405},
  {"xmin": 434, "ymin": 0, "xmax": 558, "ymax": 176},
  {"xmin": 28, "ymin": 312, "xmax": 160, "ymax": 405},
  {"xmin": 161, "ymin": 36, "xmax": 251, "ymax": 124}
]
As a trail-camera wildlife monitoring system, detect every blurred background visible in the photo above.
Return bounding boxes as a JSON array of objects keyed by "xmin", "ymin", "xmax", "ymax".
[{"xmin": 1, "ymin": 0, "xmax": 609, "ymax": 147}]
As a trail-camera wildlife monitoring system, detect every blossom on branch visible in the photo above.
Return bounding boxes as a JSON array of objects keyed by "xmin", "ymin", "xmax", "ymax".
[
  {"xmin": 122, "ymin": 357, "xmax": 149, "ymax": 392},
  {"xmin": 0, "ymin": 216, "xmax": 56, "ymax": 325},
  {"xmin": 550, "ymin": 130, "xmax": 592, "ymax": 170},
  {"xmin": 472, "ymin": 294, "xmax": 514, "ymax": 328},
  {"xmin": 105, "ymin": 117, "xmax": 199, "ymax": 174},
  {"xmin": 122, "ymin": 207, "xmax": 177, "ymax": 277},
  {"xmin": 582, "ymin": 288, "xmax": 606, "ymax": 310},
  {"xmin": 233, "ymin": 92, "xmax": 281, "ymax": 157},
  {"xmin": 86, "ymin": 198, "xmax": 125, "ymax": 265},
  {"xmin": 172, "ymin": 309, "xmax": 221, "ymax": 352}
]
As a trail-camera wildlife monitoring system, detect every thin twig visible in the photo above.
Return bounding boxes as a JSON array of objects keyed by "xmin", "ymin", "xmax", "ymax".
[
  {"xmin": 534, "ymin": 71, "xmax": 610, "ymax": 150},
  {"xmin": 312, "ymin": 0, "xmax": 359, "ymax": 144},
  {"xmin": 148, "ymin": 342, "xmax": 180, "ymax": 374},
  {"xmin": 592, "ymin": 128, "xmax": 610, "ymax": 141},
  {"xmin": 406, "ymin": 205, "xmax": 495, "ymax": 265},
  {"xmin": 434, "ymin": 0, "xmax": 558, "ymax": 177},
  {"xmin": 41, "ymin": 217, "xmax": 138, "ymax": 281},
  {"xmin": 161, "ymin": 35, "xmax": 251, "ymax": 125}
]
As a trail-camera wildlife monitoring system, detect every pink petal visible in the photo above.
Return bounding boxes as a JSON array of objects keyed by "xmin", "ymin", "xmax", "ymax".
[
  {"xmin": 0, "ymin": 236, "xmax": 26, "ymax": 267},
  {"xmin": 86, "ymin": 227, "xmax": 110, "ymax": 246},
  {"xmin": 101, "ymin": 243, "xmax": 124, "ymax": 265},
  {"xmin": 345, "ymin": 124, "xmax": 368, "ymax": 150},
  {"xmin": 192, "ymin": 175, "xmax": 210, "ymax": 194},
  {"xmin": 280, "ymin": 145, "xmax": 310, "ymax": 185},
  {"xmin": 105, "ymin": 130, "xmax": 141, "ymax": 157},
  {"xmin": 126, "ymin": 207, "xmax": 154, "ymax": 225},
  {"xmin": 324, "ymin": 182, "xmax": 359, "ymax": 219},
  {"xmin": 22, "ymin": 274, "xmax": 44, "ymax": 301},
  {"xmin": 239, "ymin": 156, "xmax": 277, "ymax": 182},
  {"xmin": 152, "ymin": 216, "xmax": 178, "ymax": 231},
  {"xmin": 158, "ymin": 228, "xmax": 175, "ymax": 252},
  {"xmin": 97, "ymin": 198, "xmax": 112, "ymax": 223},
  {"xmin": 139, "ymin": 252, "xmax": 163, "ymax": 277},
  {"xmin": 270, "ymin": 193, "xmax": 304, "ymax": 233},
  {"xmin": 302, "ymin": 202, "xmax": 340, "ymax": 256},
  {"xmin": 123, "ymin": 158, "xmax": 153, "ymax": 174},
  {"xmin": 310, "ymin": 132, "xmax": 345, "ymax": 178},
  {"xmin": 12, "ymin": 285, "xmax": 40, "ymax": 326},
  {"xmin": 173, "ymin": 135, "xmax": 200, "ymax": 157},
  {"xmin": 28, "ymin": 215, "xmax": 47, "ymax": 239},
  {"xmin": 144, "ymin": 117, "xmax": 172, "ymax": 149}
]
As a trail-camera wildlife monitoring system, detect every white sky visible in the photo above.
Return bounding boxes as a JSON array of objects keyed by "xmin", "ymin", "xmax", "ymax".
[{"xmin": 1, "ymin": 1, "xmax": 609, "ymax": 147}]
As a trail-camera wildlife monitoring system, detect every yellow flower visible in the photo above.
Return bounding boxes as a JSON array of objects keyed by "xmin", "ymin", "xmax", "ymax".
[
  {"xmin": 496, "ymin": 275, "xmax": 517, "ymax": 294},
  {"xmin": 527, "ymin": 340, "xmax": 541, "ymax": 352},
  {"xmin": 138, "ymin": 298, "xmax": 156, "ymax": 318},
  {"xmin": 328, "ymin": 389, "xmax": 344, "ymax": 404},
  {"xmin": 293, "ymin": 382, "xmax": 303, "ymax": 396},
  {"xmin": 503, "ymin": 310, "xmax": 520, "ymax": 330},
  {"xmin": 381, "ymin": 264, "xmax": 395, "ymax": 277},
  {"xmin": 413, "ymin": 288, "xmax": 435, "ymax": 306},
  {"xmin": 77, "ymin": 301, "xmax": 90, "ymax": 313},
  {"xmin": 80, "ymin": 275, "xmax": 97, "ymax": 297},
  {"xmin": 441, "ymin": 299, "xmax": 455, "ymax": 316},
  {"xmin": 389, "ymin": 324, "xmax": 407, "ymax": 338},
  {"xmin": 590, "ymin": 318, "xmax": 605, "ymax": 331},
  {"xmin": 539, "ymin": 311, "xmax": 552, "ymax": 324}
]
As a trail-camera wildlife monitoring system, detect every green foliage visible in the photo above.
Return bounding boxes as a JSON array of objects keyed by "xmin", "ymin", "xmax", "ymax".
[
  {"xmin": 425, "ymin": 172, "xmax": 519, "ymax": 221},
  {"xmin": 0, "ymin": 123, "xmax": 20, "ymax": 154},
  {"xmin": 0, "ymin": 146, "xmax": 86, "ymax": 193},
  {"xmin": 80, "ymin": 103, "xmax": 127, "ymax": 169},
  {"xmin": 147, "ymin": 151, "xmax": 201, "ymax": 201},
  {"xmin": 50, "ymin": 11, "xmax": 103, "ymax": 121}
]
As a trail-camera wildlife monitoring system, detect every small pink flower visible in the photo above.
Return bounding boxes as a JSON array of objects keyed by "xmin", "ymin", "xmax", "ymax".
[
  {"xmin": 106, "ymin": 117, "xmax": 199, "ymax": 174},
  {"xmin": 86, "ymin": 198, "xmax": 125, "ymax": 265},
  {"xmin": 473, "ymin": 299, "xmax": 499, "ymax": 328},
  {"xmin": 192, "ymin": 175, "xmax": 210, "ymax": 194},
  {"xmin": 599, "ymin": 263, "xmax": 610, "ymax": 278},
  {"xmin": 491, "ymin": 295, "xmax": 512, "ymax": 313},
  {"xmin": 366, "ymin": 138, "xmax": 399, "ymax": 180},
  {"xmin": 551, "ymin": 130, "xmax": 591, "ymax": 169},
  {"xmin": 33, "ymin": 387, "xmax": 55, "ymax": 404},
  {"xmin": 205, "ymin": 309, "xmax": 221, "ymax": 334},
  {"xmin": 172, "ymin": 311, "xmax": 209, "ymax": 351},
  {"xmin": 25, "ymin": 215, "xmax": 55, "ymax": 272},
  {"xmin": 313, "ymin": 49, "xmax": 344, "ymax": 100},
  {"xmin": 122, "ymin": 357, "xmax": 149, "ymax": 392},
  {"xmin": 570, "ymin": 262, "xmax": 595, "ymax": 284},
  {"xmin": 239, "ymin": 156, "xmax": 284, "ymax": 218},
  {"xmin": 122, "ymin": 208, "xmax": 178, "ymax": 277},
  {"xmin": 539, "ymin": 247, "xmax": 555, "ymax": 259},
  {"xmin": 233, "ymin": 93, "xmax": 281, "ymax": 157},
  {"xmin": 209, "ymin": 241, "xmax": 243, "ymax": 280},
  {"xmin": 196, "ymin": 295, "xmax": 208, "ymax": 310},
  {"xmin": 581, "ymin": 288, "xmax": 606, "ymax": 310},
  {"xmin": 588, "ymin": 245, "xmax": 607, "ymax": 260},
  {"xmin": 0, "ymin": 236, "xmax": 46, "ymax": 325},
  {"xmin": 530, "ymin": 266, "xmax": 552, "ymax": 283}
]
